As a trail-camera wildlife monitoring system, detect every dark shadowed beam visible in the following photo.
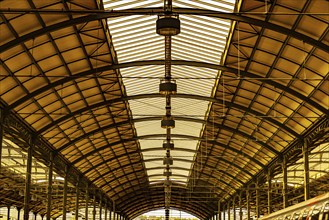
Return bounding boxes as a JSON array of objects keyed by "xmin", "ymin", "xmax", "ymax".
[
  {"xmin": 8, "ymin": 60, "xmax": 326, "ymax": 116},
  {"xmin": 71, "ymin": 131, "xmax": 275, "ymax": 167},
  {"xmin": 1, "ymin": 8, "xmax": 328, "ymax": 53},
  {"xmin": 36, "ymin": 93, "xmax": 298, "ymax": 143}
]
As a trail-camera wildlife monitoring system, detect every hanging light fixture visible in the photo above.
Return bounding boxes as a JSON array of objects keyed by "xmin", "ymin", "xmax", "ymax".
[
  {"xmin": 163, "ymin": 140, "xmax": 174, "ymax": 150},
  {"xmin": 163, "ymin": 156, "xmax": 173, "ymax": 165},
  {"xmin": 161, "ymin": 115, "xmax": 175, "ymax": 128},
  {"xmin": 159, "ymin": 78, "xmax": 177, "ymax": 95},
  {"xmin": 156, "ymin": 15, "xmax": 180, "ymax": 36}
]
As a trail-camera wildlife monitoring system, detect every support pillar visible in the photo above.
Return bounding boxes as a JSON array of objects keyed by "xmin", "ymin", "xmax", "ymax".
[
  {"xmin": 62, "ymin": 168, "xmax": 68, "ymax": 220},
  {"xmin": 256, "ymin": 181, "xmax": 260, "ymax": 218},
  {"xmin": 0, "ymin": 109, "xmax": 5, "ymax": 173},
  {"xmin": 282, "ymin": 156, "xmax": 288, "ymax": 208},
  {"xmin": 47, "ymin": 154, "xmax": 53, "ymax": 220},
  {"xmin": 85, "ymin": 186, "xmax": 89, "ymax": 220},
  {"xmin": 218, "ymin": 201, "xmax": 221, "ymax": 220},
  {"xmin": 112, "ymin": 200, "xmax": 116, "ymax": 220},
  {"xmin": 223, "ymin": 204, "xmax": 226, "ymax": 220},
  {"xmin": 105, "ymin": 202, "xmax": 108, "ymax": 220},
  {"xmin": 100, "ymin": 195, "xmax": 103, "ymax": 220},
  {"xmin": 227, "ymin": 201, "xmax": 230, "ymax": 220},
  {"xmin": 303, "ymin": 140, "xmax": 310, "ymax": 200},
  {"xmin": 24, "ymin": 137, "xmax": 34, "ymax": 220},
  {"xmin": 239, "ymin": 193, "xmax": 243, "ymax": 220},
  {"xmin": 233, "ymin": 198, "xmax": 236, "ymax": 220},
  {"xmin": 75, "ymin": 182, "xmax": 80, "ymax": 220},
  {"xmin": 93, "ymin": 193, "xmax": 96, "ymax": 220},
  {"xmin": 17, "ymin": 207, "xmax": 21, "ymax": 220},
  {"xmin": 7, "ymin": 205, "xmax": 10, "ymax": 220},
  {"xmin": 267, "ymin": 170, "xmax": 272, "ymax": 214},
  {"xmin": 246, "ymin": 189, "xmax": 250, "ymax": 220}
]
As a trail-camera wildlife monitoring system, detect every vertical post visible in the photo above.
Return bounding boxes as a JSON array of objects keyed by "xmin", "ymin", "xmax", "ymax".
[
  {"xmin": 75, "ymin": 182, "xmax": 80, "ymax": 220},
  {"xmin": 0, "ymin": 109, "xmax": 5, "ymax": 173},
  {"xmin": 85, "ymin": 186, "xmax": 89, "ymax": 220},
  {"xmin": 246, "ymin": 188, "xmax": 250, "ymax": 220},
  {"xmin": 303, "ymin": 140, "xmax": 310, "ymax": 200},
  {"xmin": 255, "ymin": 181, "xmax": 260, "ymax": 219},
  {"xmin": 239, "ymin": 193, "xmax": 243, "ymax": 220},
  {"xmin": 100, "ymin": 195, "xmax": 103, "ymax": 220},
  {"xmin": 105, "ymin": 202, "xmax": 108, "ymax": 220},
  {"xmin": 17, "ymin": 207, "xmax": 21, "ymax": 220},
  {"xmin": 267, "ymin": 170, "xmax": 272, "ymax": 214},
  {"xmin": 112, "ymin": 200, "xmax": 116, "ymax": 220},
  {"xmin": 93, "ymin": 193, "xmax": 96, "ymax": 220},
  {"xmin": 109, "ymin": 205, "xmax": 112, "ymax": 220},
  {"xmin": 223, "ymin": 204, "xmax": 226, "ymax": 220},
  {"xmin": 227, "ymin": 201, "xmax": 230, "ymax": 220},
  {"xmin": 218, "ymin": 201, "xmax": 221, "ymax": 220},
  {"xmin": 282, "ymin": 156, "xmax": 288, "ymax": 208},
  {"xmin": 62, "ymin": 168, "xmax": 68, "ymax": 220},
  {"xmin": 7, "ymin": 205, "xmax": 10, "ymax": 220},
  {"xmin": 24, "ymin": 137, "xmax": 34, "ymax": 220},
  {"xmin": 233, "ymin": 198, "xmax": 236, "ymax": 220},
  {"xmin": 47, "ymin": 154, "xmax": 53, "ymax": 220}
]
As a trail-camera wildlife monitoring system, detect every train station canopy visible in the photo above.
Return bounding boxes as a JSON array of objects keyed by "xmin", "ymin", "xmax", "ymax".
[{"xmin": 0, "ymin": 0, "xmax": 328, "ymax": 219}]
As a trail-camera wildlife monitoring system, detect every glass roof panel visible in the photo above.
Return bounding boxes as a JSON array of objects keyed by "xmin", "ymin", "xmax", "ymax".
[{"xmin": 104, "ymin": 0, "xmax": 235, "ymax": 184}]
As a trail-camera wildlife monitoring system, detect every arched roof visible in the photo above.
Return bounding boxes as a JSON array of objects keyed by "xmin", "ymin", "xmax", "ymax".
[{"xmin": 0, "ymin": 0, "xmax": 328, "ymax": 219}]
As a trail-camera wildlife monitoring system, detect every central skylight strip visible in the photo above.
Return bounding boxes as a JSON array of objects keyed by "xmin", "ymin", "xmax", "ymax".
[{"xmin": 104, "ymin": 0, "xmax": 236, "ymax": 185}]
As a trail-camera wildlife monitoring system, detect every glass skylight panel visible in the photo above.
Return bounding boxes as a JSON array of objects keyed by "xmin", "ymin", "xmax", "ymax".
[{"xmin": 104, "ymin": 0, "xmax": 236, "ymax": 185}]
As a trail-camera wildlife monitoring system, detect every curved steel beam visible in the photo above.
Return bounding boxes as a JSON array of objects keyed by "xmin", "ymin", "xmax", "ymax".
[
  {"xmin": 80, "ymin": 133, "xmax": 263, "ymax": 177},
  {"xmin": 75, "ymin": 134, "xmax": 255, "ymax": 177},
  {"xmin": 125, "ymin": 197, "xmax": 206, "ymax": 220},
  {"xmin": 39, "ymin": 94, "xmax": 297, "ymax": 149},
  {"xmin": 75, "ymin": 134, "xmax": 265, "ymax": 175},
  {"xmin": 92, "ymin": 150, "xmax": 246, "ymax": 186},
  {"xmin": 1, "ymin": 8, "xmax": 328, "ymax": 53},
  {"xmin": 118, "ymin": 189, "xmax": 212, "ymax": 219},
  {"xmin": 98, "ymin": 165, "xmax": 242, "ymax": 196},
  {"xmin": 8, "ymin": 60, "xmax": 327, "ymax": 115}
]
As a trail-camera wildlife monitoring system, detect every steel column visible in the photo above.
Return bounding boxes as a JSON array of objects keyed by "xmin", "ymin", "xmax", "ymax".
[
  {"xmin": 85, "ymin": 186, "xmax": 89, "ymax": 220},
  {"xmin": 75, "ymin": 182, "xmax": 80, "ymax": 220},
  {"xmin": 233, "ymin": 198, "xmax": 236, "ymax": 220},
  {"xmin": 256, "ymin": 182, "xmax": 260, "ymax": 218},
  {"xmin": 7, "ymin": 205, "xmax": 10, "ymax": 220},
  {"xmin": 100, "ymin": 195, "xmax": 103, "ymax": 220},
  {"xmin": 227, "ymin": 201, "xmax": 230, "ymax": 220},
  {"xmin": 0, "ymin": 109, "xmax": 4, "ymax": 173},
  {"xmin": 267, "ymin": 170, "xmax": 272, "ymax": 214},
  {"xmin": 112, "ymin": 200, "xmax": 116, "ymax": 220},
  {"xmin": 46, "ymin": 154, "xmax": 53, "ymax": 220},
  {"xmin": 93, "ymin": 194, "xmax": 96, "ymax": 220},
  {"xmin": 23, "ymin": 138, "xmax": 34, "ymax": 220},
  {"xmin": 218, "ymin": 201, "xmax": 221, "ymax": 220},
  {"xmin": 282, "ymin": 156, "xmax": 288, "ymax": 208},
  {"xmin": 246, "ymin": 189, "xmax": 250, "ymax": 220},
  {"xmin": 105, "ymin": 202, "xmax": 108, "ymax": 220},
  {"xmin": 239, "ymin": 193, "xmax": 243, "ymax": 220},
  {"xmin": 62, "ymin": 169, "xmax": 68, "ymax": 220},
  {"xmin": 17, "ymin": 207, "xmax": 21, "ymax": 220},
  {"xmin": 303, "ymin": 140, "xmax": 310, "ymax": 200}
]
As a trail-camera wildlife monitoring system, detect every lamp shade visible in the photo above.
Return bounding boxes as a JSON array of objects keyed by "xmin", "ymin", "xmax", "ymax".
[
  {"xmin": 159, "ymin": 79, "xmax": 177, "ymax": 95},
  {"xmin": 156, "ymin": 16, "xmax": 180, "ymax": 36},
  {"xmin": 161, "ymin": 116, "xmax": 175, "ymax": 128}
]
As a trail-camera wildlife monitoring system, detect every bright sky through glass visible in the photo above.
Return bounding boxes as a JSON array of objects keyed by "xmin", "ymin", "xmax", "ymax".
[{"xmin": 103, "ymin": 0, "xmax": 236, "ymax": 185}]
